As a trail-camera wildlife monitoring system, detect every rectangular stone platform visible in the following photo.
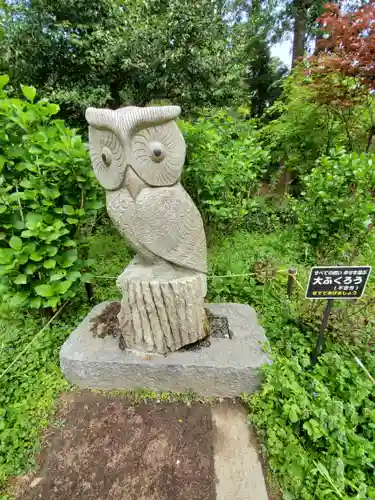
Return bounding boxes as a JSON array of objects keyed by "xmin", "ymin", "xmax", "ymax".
[{"xmin": 60, "ymin": 302, "xmax": 270, "ymax": 397}]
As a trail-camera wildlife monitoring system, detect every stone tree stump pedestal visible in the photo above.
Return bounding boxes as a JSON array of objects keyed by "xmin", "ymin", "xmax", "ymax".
[{"xmin": 116, "ymin": 258, "xmax": 207, "ymax": 355}]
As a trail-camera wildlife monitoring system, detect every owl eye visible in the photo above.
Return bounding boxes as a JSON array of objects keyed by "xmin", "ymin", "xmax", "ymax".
[
  {"xmin": 149, "ymin": 141, "xmax": 165, "ymax": 163},
  {"xmin": 101, "ymin": 146, "xmax": 112, "ymax": 166}
]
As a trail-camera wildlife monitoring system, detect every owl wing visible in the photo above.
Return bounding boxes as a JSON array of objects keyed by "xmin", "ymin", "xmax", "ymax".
[{"xmin": 134, "ymin": 184, "xmax": 207, "ymax": 274}]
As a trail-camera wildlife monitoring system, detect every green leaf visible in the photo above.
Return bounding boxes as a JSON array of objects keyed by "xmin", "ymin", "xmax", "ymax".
[
  {"xmin": 20, "ymin": 179, "xmax": 33, "ymax": 189},
  {"xmin": 0, "ymin": 156, "xmax": 6, "ymax": 172},
  {"xmin": 41, "ymin": 187, "xmax": 60, "ymax": 199},
  {"xmin": 62, "ymin": 239, "xmax": 76, "ymax": 247},
  {"xmin": 46, "ymin": 296, "xmax": 61, "ymax": 308},
  {"xmin": 34, "ymin": 131, "xmax": 48, "ymax": 143},
  {"xmin": 8, "ymin": 191, "xmax": 25, "ymax": 202},
  {"xmin": 43, "ymin": 259, "xmax": 56, "ymax": 269},
  {"xmin": 17, "ymin": 254, "xmax": 28, "ymax": 265},
  {"xmin": 46, "ymin": 246, "xmax": 58, "ymax": 257},
  {"xmin": 0, "ymin": 265, "xmax": 8, "ymax": 276},
  {"xmin": 9, "ymin": 292, "xmax": 29, "ymax": 307},
  {"xmin": 29, "ymin": 146, "xmax": 42, "ymax": 155},
  {"xmin": 63, "ymin": 205, "xmax": 75, "ymax": 215},
  {"xmin": 0, "ymin": 248, "xmax": 14, "ymax": 264},
  {"xmin": 21, "ymin": 84, "xmax": 37, "ymax": 102},
  {"xmin": 25, "ymin": 212, "xmax": 43, "ymax": 230},
  {"xmin": 29, "ymin": 297, "xmax": 42, "ymax": 309},
  {"xmin": 50, "ymin": 269, "xmax": 67, "ymax": 282},
  {"xmin": 87, "ymin": 200, "xmax": 103, "ymax": 210},
  {"xmin": 24, "ymin": 263, "xmax": 37, "ymax": 275},
  {"xmin": 0, "ymin": 74, "xmax": 9, "ymax": 89},
  {"xmin": 25, "ymin": 242, "xmax": 36, "ymax": 254},
  {"xmin": 55, "ymin": 280, "xmax": 73, "ymax": 294},
  {"xmin": 21, "ymin": 230, "xmax": 34, "ymax": 238},
  {"xmin": 80, "ymin": 273, "xmax": 93, "ymax": 283},
  {"xmin": 66, "ymin": 271, "xmax": 81, "ymax": 282},
  {"xmin": 34, "ymin": 284, "xmax": 54, "ymax": 298},
  {"xmin": 13, "ymin": 274, "xmax": 27, "ymax": 285},
  {"xmin": 58, "ymin": 249, "xmax": 78, "ymax": 268},
  {"xmin": 66, "ymin": 218, "xmax": 78, "ymax": 224},
  {"xmin": 30, "ymin": 252, "xmax": 44, "ymax": 262},
  {"xmin": 45, "ymin": 103, "xmax": 59, "ymax": 115},
  {"xmin": 14, "ymin": 219, "xmax": 25, "ymax": 230},
  {"xmin": 9, "ymin": 235, "xmax": 23, "ymax": 251}
]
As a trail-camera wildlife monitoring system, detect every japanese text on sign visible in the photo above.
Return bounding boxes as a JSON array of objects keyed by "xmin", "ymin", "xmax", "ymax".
[{"xmin": 305, "ymin": 266, "xmax": 371, "ymax": 300}]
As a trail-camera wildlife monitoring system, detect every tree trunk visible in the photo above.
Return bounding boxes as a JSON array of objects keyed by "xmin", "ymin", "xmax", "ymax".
[
  {"xmin": 109, "ymin": 79, "xmax": 122, "ymax": 109},
  {"xmin": 292, "ymin": 0, "xmax": 311, "ymax": 66}
]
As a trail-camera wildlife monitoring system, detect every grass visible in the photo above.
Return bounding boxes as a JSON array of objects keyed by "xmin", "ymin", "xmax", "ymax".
[
  {"xmin": 91, "ymin": 387, "xmax": 216, "ymax": 405},
  {"xmin": 0, "ymin": 311, "xmax": 71, "ymax": 485},
  {"xmin": 88, "ymin": 219, "xmax": 134, "ymax": 301},
  {"xmin": 0, "ymin": 219, "xmax": 374, "ymax": 498},
  {"xmin": 0, "ymin": 219, "xmax": 134, "ymax": 489}
]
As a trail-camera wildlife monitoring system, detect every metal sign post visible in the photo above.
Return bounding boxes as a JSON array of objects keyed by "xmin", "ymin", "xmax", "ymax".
[
  {"xmin": 311, "ymin": 299, "xmax": 333, "ymax": 365},
  {"xmin": 305, "ymin": 266, "xmax": 372, "ymax": 364}
]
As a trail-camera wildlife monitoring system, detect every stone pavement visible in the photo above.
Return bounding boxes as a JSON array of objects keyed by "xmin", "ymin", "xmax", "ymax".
[{"xmin": 13, "ymin": 391, "xmax": 268, "ymax": 500}]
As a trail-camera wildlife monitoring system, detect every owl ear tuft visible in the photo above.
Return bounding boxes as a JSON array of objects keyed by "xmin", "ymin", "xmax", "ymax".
[
  {"xmin": 85, "ymin": 107, "xmax": 121, "ymax": 132},
  {"xmin": 128, "ymin": 106, "xmax": 181, "ymax": 133}
]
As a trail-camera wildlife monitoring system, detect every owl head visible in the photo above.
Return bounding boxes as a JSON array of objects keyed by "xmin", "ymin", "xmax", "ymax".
[{"xmin": 85, "ymin": 105, "xmax": 186, "ymax": 190}]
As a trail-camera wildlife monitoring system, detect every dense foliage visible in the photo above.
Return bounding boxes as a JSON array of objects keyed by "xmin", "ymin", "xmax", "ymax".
[
  {"xmin": 295, "ymin": 149, "xmax": 375, "ymax": 261},
  {"xmin": 0, "ymin": 77, "xmax": 101, "ymax": 310},
  {"xmin": 0, "ymin": 225, "xmax": 133, "ymax": 490},
  {"xmin": 230, "ymin": 0, "xmax": 288, "ymax": 117},
  {"xmin": 0, "ymin": 0, "xmax": 239, "ymax": 124},
  {"xmin": 181, "ymin": 110, "xmax": 269, "ymax": 230},
  {"xmin": 0, "ymin": 0, "xmax": 289, "ymax": 125},
  {"xmin": 312, "ymin": 1, "xmax": 375, "ymax": 89},
  {"xmin": 0, "ymin": 312, "xmax": 70, "ymax": 484},
  {"xmin": 262, "ymin": 67, "xmax": 375, "ymax": 187},
  {"xmin": 247, "ymin": 349, "xmax": 375, "ymax": 499}
]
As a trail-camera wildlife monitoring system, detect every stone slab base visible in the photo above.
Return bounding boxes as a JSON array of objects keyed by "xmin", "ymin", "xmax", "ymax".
[{"xmin": 60, "ymin": 302, "xmax": 270, "ymax": 397}]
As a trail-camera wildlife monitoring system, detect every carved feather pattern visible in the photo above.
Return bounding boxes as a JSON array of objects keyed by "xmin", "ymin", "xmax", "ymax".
[
  {"xmin": 106, "ymin": 185, "xmax": 207, "ymax": 273},
  {"xmin": 86, "ymin": 105, "xmax": 207, "ymax": 275}
]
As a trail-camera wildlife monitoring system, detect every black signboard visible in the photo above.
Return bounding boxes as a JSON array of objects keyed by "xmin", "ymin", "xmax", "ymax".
[{"xmin": 306, "ymin": 266, "xmax": 372, "ymax": 300}]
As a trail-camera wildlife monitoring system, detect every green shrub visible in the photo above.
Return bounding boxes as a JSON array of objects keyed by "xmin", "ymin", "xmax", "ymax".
[
  {"xmin": 294, "ymin": 149, "xmax": 375, "ymax": 262},
  {"xmin": 244, "ymin": 196, "xmax": 297, "ymax": 233},
  {"xmin": 0, "ymin": 75, "xmax": 102, "ymax": 310},
  {"xmin": 245, "ymin": 349, "xmax": 375, "ymax": 500},
  {"xmin": 180, "ymin": 109, "xmax": 270, "ymax": 230},
  {"xmin": 262, "ymin": 73, "xmax": 333, "ymax": 182},
  {"xmin": 262, "ymin": 67, "xmax": 375, "ymax": 189}
]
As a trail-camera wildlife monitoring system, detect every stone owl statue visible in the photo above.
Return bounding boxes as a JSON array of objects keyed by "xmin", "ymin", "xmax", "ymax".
[
  {"xmin": 86, "ymin": 105, "xmax": 208, "ymax": 354},
  {"xmin": 85, "ymin": 105, "xmax": 207, "ymax": 275}
]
